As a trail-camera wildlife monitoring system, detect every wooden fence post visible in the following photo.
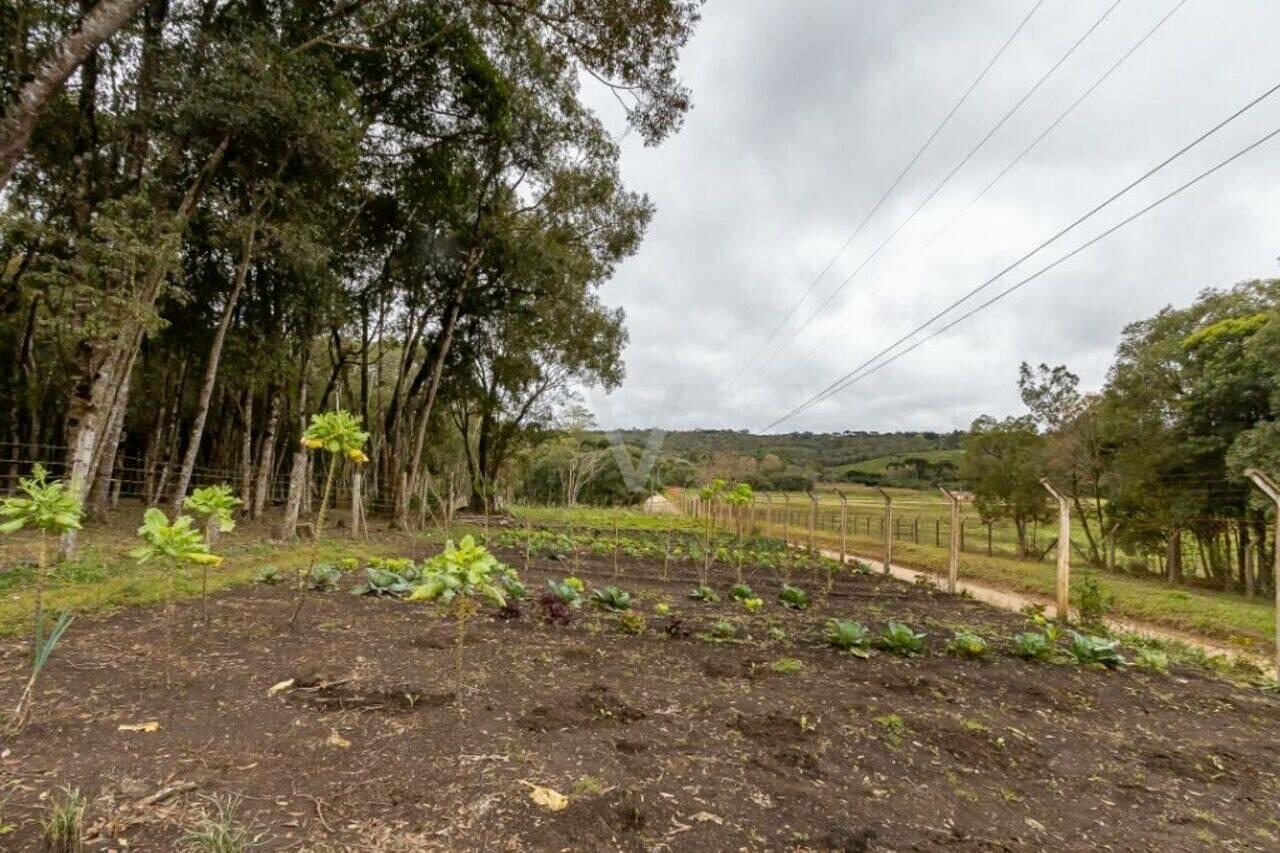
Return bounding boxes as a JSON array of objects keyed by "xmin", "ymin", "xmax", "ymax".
[
  {"xmin": 939, "ymin": 486, "xmax": 961, "ymax": 594},
  {"xmin": 1242, "ymin": 469, "xmax": 1280, "ymax": 678},
  {"xmin": 806, "ymin": 491, "xmax": 817, "ymax": 553},
  {"xmin": 835, "ymin": 489, "xmax": 847, "ymax": 566},
  {"xmin": 1041, "ymin": 479, "xmax": 1071, "ymax": 622},
  {"xmin": 875, "ymin": 487, "xmax": 892, "ymax": 575}
]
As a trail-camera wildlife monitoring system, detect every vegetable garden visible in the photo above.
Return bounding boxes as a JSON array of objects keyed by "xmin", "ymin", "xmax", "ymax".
[{"xmin": 1, "ymin": 491, "xmax": 1278, "ymax": 850}]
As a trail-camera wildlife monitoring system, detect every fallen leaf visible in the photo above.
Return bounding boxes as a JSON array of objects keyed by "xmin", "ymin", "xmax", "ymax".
[
  {"xmin": 689, "ymin": 811, "xmax": 723, "ymax": 824},
  {"xmin": 268, "ymin": 678, "xmax": 295, "ymax": 697},
  {"xmin": 326, "ymin": 731, "xmax": 351, "ymax": 749},
  {"xmin": 118, "ymin": 722, "xmax": 161, "ymax": 733},
  {"xmin": 1025, "ymin": 817, "xmax": 1046, "ymax": 832},
  {"xmin": 522, "ymin": 781, "xmax": 568, "ymax": 811}
]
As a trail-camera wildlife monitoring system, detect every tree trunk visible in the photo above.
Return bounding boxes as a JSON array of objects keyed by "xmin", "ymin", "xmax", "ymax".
[
  {"xmin": 170, "ymin": 227, "xmax": 255, "ymax": 511},
  {"xmin": 0, "ymin": 0, "xmax": 149, "ymax": 192},
  {"xmin": 252, "ymin": 387, "xmax": 282, "ymax": 518},
  {"xmin": 278, "ymin": 451, "xmax": 307, "ymax": 540},
  {"xmin": 237, "ymin": 389, "xmax": 253, "ymax": 508},
  {"xmin": 1166, "ymin": 528, "xmax": 1183, "ymax": 585}
]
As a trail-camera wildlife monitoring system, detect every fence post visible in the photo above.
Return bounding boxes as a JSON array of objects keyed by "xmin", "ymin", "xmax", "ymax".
[
  {"xmin": 835, "ymin": 489, "xmax": 848, "ymax": 566},
  {"xmin": 939, "ymin": 486, "xmax": 961, "ymax": 594},
  {"xmin": 875, "ymin": 487, "xmax": 893, "ymax": 575},
  {"xmin": 782, "ymin": 493, "xmax": 791, "ymax": 547},
  {"xmin": 806, "ymin": 491, "xmax": 817, "ymax": 553},
  {"xmin": 1242, "ymin": 469, "xmax": 1280, "ymax": 678},
  {"xmin": 1041, "ymin": 479, "xmax": 1071, "ymax": 622}
]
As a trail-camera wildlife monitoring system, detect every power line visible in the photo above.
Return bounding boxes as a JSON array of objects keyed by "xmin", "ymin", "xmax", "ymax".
[
  {"xmin": 761, "ymin": 114, "xmax": 1280, "ymax": 432},
  {"xmin": 770, "ymin": 0, "xmax": 1191, "ymax": 386},
  {"xmin": 718, "ymin": 0, "xmax": 1047, "ymax": 394},
  {"xmin": 738, "ymin": 0, "xmax": 1125, "ymax": 392}
]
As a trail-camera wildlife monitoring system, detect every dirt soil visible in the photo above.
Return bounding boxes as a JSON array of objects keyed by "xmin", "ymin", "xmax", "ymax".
[{"xmin": 2, "ymin": 546, "xmax": 1279, "ymax": 851}]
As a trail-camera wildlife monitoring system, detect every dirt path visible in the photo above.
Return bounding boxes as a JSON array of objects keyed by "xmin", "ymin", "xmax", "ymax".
[{"xmin": 827, "ymin": 545, "xmax": 1270, "ymax": 668}]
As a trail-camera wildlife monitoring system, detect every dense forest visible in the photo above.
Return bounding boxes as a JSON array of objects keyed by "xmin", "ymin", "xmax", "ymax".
[{"xmin": 0, "ymin": 0, "xmax": 702, "ymax": 537}]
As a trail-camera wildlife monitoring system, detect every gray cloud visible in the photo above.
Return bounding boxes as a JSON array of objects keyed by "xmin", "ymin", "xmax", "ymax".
[{"xmin": 582, "ymin": 0, "xmax": 1280, "ymax": 434}]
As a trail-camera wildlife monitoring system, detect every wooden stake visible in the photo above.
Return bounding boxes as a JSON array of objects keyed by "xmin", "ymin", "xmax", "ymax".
[
  {"xmin": 1041, "ymin": 479, "xmax": 1071, "ymax": 622},
  {"xmin": 1242, "ymin": 469, "xmax": 1280, "ymax": 678},
  {"xmin": 875, "ymin": 487, "xmax": 892, "ymax": 575}
]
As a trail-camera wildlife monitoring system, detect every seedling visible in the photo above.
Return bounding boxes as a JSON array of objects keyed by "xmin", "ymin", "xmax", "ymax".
[
  {"xmin": 825, "ymin": 619, "xmax": 871, "ymax": 657},
  {"xmin": 878, "ymin": 621, "xmax": 927, "ymax": 656},
  {"xmin": 689, "ymin": 584, "xmax": 718, "ymax": 603},
  {"xmin": 741, "ymin": 596, "xmax": 764, "ymax": 613},
  {"xmin": 0, "ymin": 465, "xmax": 84, "ymax": 732},
  {"xmin": 131, "ymin": 507, "xmax": 221, "ymax": 684},
  {"xmin": 947, "ymin": 631, "xmax": 988, "ymax": 659},
  {"xmin": 778, "ymin": 583, "xmax": 810, "ymax": 610}
]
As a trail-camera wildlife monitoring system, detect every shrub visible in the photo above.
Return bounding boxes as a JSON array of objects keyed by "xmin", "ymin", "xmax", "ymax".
[
  {"xmin": 1012, "ymin": 631, "xmax": 1053, "ymax": 661},
  {"xmin": 947, "ymin": 631, "xmax": 988, "ymax": 659},
  {"xmin": 778, "ymin": 584, "xmax": 810, "ymax": 610},
  {"xmin": 1066, "ymin": 632, "xmax": 1126, "ymax": 669},
  {"xmin": 878, "ymin": 621, "xmax": 927, "ymax": 656},
  {"xmin": 825, "ymin": 619, "xmax": 871, "ymax": 656},
  {"xmin": 590, "ymin": 585, "xmax": 632, "ymax": 612},
  {"xmin": 1075, "ymin": 576, "xmax": 1113, "ymax": 628}
]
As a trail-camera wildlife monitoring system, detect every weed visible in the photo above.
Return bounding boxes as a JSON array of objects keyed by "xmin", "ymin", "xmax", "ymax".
[
  {"xmin": 1075, "ymin": 575, "xmax": 1113, "ymax": 629},
  {"xmin": 184, "ymin": 793, "xmax": 266, "ymax": 852},
  {"xmin": 1135, "ymin": 648, "xmax": 1169, "ymax": 673},
  {"xmin": 947, "ymin": 631, "xmax": 988, "ymax": 659},
  {"xmin": 41, "ymin": 786, "xmax": 86, "ymax": 853},
  {"xmin": 875, "ymin": 714, "xmax": 908, "ymax": 746},
  {"xmin": 878, "ymin": 621, "xmax": 927, "ymax": 656},
  {"xmin": 825, "ymin": 619, "xmax": 871, "ymax": 657},
  {"xmin": 767, "ymin": 625, "xmax": 787, "ymax": 642}
]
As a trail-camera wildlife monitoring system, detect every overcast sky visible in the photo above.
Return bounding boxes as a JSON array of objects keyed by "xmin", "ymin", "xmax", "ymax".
[{"xmin": 581, "ymin": 0, "xmax": 1280, "ymax": 435}]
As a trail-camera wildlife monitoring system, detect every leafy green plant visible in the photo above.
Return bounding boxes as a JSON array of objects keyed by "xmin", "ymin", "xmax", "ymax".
[
  {"xmin": 1066, "ymin": 632, "xmax": 1126, "ymax": 669},
  {"xmin": 825, "ymin": 619, "xmax": 871, "ymax": 656},
  {"xmin": 1075, "ymin": 575, "xmax": 1113, "ymax": 629},
  {"xmin": 709, "ymin": 619, "xmax": 737, "ymax": 640},
  {"xmin": 41, "ymin": 786, "xmax": 85, "ymax": 853},
  {"xmin": 350, "ymin": 562, "xmax": 421, "ymax": 597},
  {"xmin": 408, "ymin": 536, "xmax": 511, "ymax": 607},
  {"xmin": 253, "ymin": 565, "xmax": 283, "ymax": 585},
  {"xmin": 618, "ymin": 611, "xmax": 647, "ymax": 635},
  {"xmin": 1135, "ymin": 647, "xmax": 1170, "ymax": 673},
  {"xmin": 0, "ymin": 465, "xmax": 84, "ymax": 732},
  {"xmin": 183, "ymin": 484, "xmax": 241, "ymax": 542},
  {"xmin": 875, "ymin": 713, "xmax": 908, "ymax": 747},
  {"xmin": 131, "ymin": 507, "xmax": 221, "ymax": 683},
  {"xmin": 878, "ymin": 621, "xmax": 927, "ymax": 656},
  {"xmin": 947, "ymin": 631, "xmax": 988, "ymax": 659},
  {"xmin": 728, "ymin": 582, "xmax": 753, "ymax": 601},
  {"xmin": 741, "ymin": 596, "xmax": 763, "ymax": 613},
  {"xmin": 689, "ymin": 584, "xmax": 718, "ymax": 603},
  {"xmin": 184, "ymin": 793, "xmax": 266, "ymax": 852},
  {"xmin": 294, "ymin": 409, "xmax": 369, "ymax": 627},
  {"xmin": 590, "ymin": 585, "xmax": 632, "ymax": 612},
  {"xmin": 1012, "ymin": 631, "xmax": 1053, "ymax": 661},
  {"xmin": 770, "ymin": 657, "xmax": 803, "ymax": 674},
  {"xmin": 653, "ymin": 602, "xmax": 670, "ymax": 617},
  {"xmin": 307, "ymin": 563, "xmax": 342, "ymax": 592},
  {"xmin": 778, "ymin": 583, "xmax": 810, "ymax": 610},
  {"xmin": 336, "ymin": 557, "xmax": 359, "ymax": 572},
  {"xmin": 546, "ymin": 578, "xmax": 583, "ymax": 608}
]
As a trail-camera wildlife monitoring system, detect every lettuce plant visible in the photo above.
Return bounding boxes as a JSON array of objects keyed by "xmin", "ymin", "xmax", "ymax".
[
  {"xmin": 947, "ymin": 631, "xmax": 988, "ymax": 659},
  {"xmin": 1012, "ymin": 631, "xmax": 1053, "ymax": 661},
  {"xmin": 590, "ymin": 585, "xmax": 632, "ymax": 612},
  {"xmin": 825, "ymin": 619, "xmax": 871, "ymax": 656},
  {"xmin": 689, "ymin": 584, "xmax": 718, "ymax": 603},
  {"xmin": 877, "ymin": 621, "xmax": 927, "ymax": 656},
  {"xmin": 778, "ymin": 583, "xmax": 810, "ymax": 610},
  {"xmin": 1066, "ymin": 632, "xmax": 1126, "ymax": 669}
]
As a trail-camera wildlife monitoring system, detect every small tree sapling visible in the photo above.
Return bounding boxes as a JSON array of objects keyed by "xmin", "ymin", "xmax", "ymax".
[{"xmin": 182, "ymin": 484, "xmax": 242, "ymax": 620}]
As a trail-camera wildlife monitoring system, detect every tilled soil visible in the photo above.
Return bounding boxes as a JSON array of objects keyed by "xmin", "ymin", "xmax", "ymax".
[{"xmin": 2, "ymin": 548, "xmax": 1278, "ymax": 851}]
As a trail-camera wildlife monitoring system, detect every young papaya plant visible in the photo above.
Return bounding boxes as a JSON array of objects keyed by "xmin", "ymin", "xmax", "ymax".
[
  {"xmin": 0, "ymin": 465, "xmax": 84, "ymax": 733},
  {"xmin": 293, "ymin": 409, "xmax": 369, "ymax": 627},
  {"xmin": 130, "ymin": 508, "xmax": 222, "ymax": 684},
  {"xmin": 181, "ymin": 484, "xmax": 242, "ymax": 620}
]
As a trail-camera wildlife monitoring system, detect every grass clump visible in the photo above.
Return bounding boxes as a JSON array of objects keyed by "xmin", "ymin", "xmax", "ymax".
[
  {"xmin": 184, "ymin": 794, "xmax": 266, "ymax": 852},
  {"xmin": 41, "ymin": 786, "xmax": 86, "ymax": 853}
]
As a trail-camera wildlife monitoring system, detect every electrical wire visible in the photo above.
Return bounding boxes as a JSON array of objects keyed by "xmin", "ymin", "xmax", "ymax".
[{"xmin": 761, "ymin": 112, "xmax": 1280, "ymax": 431}]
